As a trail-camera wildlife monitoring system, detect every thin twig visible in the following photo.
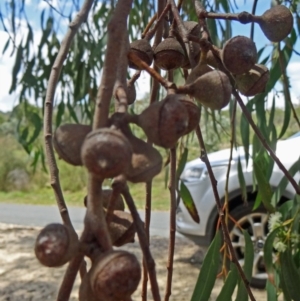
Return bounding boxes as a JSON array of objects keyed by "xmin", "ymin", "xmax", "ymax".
[
  {"xmin": 195, "ymin": 125, "xmax": 257, "ymax": 301},
  {"xmin": 117, "ymin": 179, "xmax": 161, "ymax": 301},
  {"xmin": 93, "ymin": 0, "xmax": 134, "ymax": 129},
  {"xmin": 164, "ymin": 147, "xmax": 177, "ymax": 301},
  {"xmin": 233, "ymin": 90, "xmax": 300, "ymax": 195},
  {"xmin": 43, "ymin": 0, "xmax": 94, "ymax": 227},
  {"xmin": 144, "ymin": 3, "xmax": 170, "ymax": 42},
  {"xmin": 221, "ymin": 99, "xmax": 237, "ymax": 277},
  {"xmin": 127, "ymin": 51, "xmax": 175, "ymax": 90},
  {"xmin": 141, "ymin": 180, "xmax": 152, "ymax": 301},
  {"xmin": 85, "ymin": 175, "xmax": 113, "ymax": 252}
]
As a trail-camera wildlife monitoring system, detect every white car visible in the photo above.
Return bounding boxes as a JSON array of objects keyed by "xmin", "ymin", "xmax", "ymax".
[{"xmin": 176, "ymin": 132, "xmax": 300, "ymax": 288}]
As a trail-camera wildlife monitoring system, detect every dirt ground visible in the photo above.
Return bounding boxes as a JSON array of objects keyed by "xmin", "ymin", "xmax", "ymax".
[{"xmin": 0, "ymin": 223, "xmax": 268, "ymax": 301}]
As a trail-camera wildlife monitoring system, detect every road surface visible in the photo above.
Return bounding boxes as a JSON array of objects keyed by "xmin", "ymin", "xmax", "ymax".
[{"xmin": 0, "ymin": 203, "xmax": 183, "ymax": 238}]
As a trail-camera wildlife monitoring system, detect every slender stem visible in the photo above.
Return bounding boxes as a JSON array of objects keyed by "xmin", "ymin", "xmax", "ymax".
[
  {"xmin": 56, "ymin": 252, "xmax": 85, "ymax": 301},
  {"xmin": 120, "ymin": 183, "xmax": 161, "ymax": 301},
  {"xmin": 195, "ymin": 125, "xmax": 256, "ymax": 301},
  {"xmin": 144, "ymin": 3, "xmax": 170, "ymax": 42},
  {"xmin": 114, "ymin": 31, "xmax": 130, "ymax": 113},
  {"xmin": 142, "ymin": 180, "xmax": 152, "ymax": 301},
  {"xmin": 85, "ymin": 175, "xmax": 113, "ymax": 251},
  {"xmin": 164, "ymin": 147, "xmax": 177, "ymax": 301},
  {"xmin": 43, "ymin": 0, "xmax": 94, "ymax": 228},
  {"xmin": 127, "ymin": 51, "xmax": 176, "ymax": 90},
  {"xmin": 233, "ymin": 90, "xmax": 300, "ymax": 195},
  {"xmin": 93, "ymin": 0, "xmax": 134, "ymax": 129},
  {"xmin": 222, "ymin": 99, "xmax": 237, "ymax": 276},
  {"xmin": 250, "ymin": 0, "xmax": 258, "ymax": 40},
  {"xmin": 56, "ymin": 227, "xmax": 91, "ymax": 301}
]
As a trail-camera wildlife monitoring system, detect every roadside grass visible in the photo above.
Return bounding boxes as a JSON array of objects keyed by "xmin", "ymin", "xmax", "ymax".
[{"xmin": 0, "ymin": 169, "xmax": 171, "ymax": 211}]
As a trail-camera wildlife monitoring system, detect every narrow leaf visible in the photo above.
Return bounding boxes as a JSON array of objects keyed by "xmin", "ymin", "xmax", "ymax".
[
  {"xmin": 253, "ymin": 154, "xmax": 275, "ymax": 213},
  {"xmin": 215, "ymin": 264, "xmax": 238, "ymax": 301},
  {"xmin": 176, "ymin": 147, "xmax": 188, "ymax": 179},
  {"xmin": 191, "ymin": 231, "xmax": 221, "ymax": 301},
  {"xmin": 280, "ymin": 250, "xmax": 300, "ymax": 301},
  {"xmin": 235, "ymin": 230, "xmax": 254, "ymax": 301},
  {"xmin": 180, "ymin": 181, "xmax": 200, "ymax": 223}
]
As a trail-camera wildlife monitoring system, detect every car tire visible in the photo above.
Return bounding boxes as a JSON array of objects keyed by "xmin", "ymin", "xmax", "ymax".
[{"xmin": 227, "ymin": 202, "xmax": 269, "ymax": 289}]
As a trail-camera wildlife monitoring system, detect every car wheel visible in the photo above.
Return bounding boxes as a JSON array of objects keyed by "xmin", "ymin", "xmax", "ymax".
[{"xmin": 228, "ymin": 203, "xmax": 269, "ymax": 289}]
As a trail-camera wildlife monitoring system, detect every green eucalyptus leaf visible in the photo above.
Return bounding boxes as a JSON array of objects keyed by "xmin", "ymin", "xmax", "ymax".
[
  {"xmin": 180, "ymin": 181, "xmax": 200, "ymax": 223},
  {"xmin": 253, "ymin": 152, "xmax": 275, "ymax": 213},
  {"xmin": 191, "ymin": 231, "xmax": 221, "ymax": 301},
  {"xmin": 177, "ymin": 147, "xmax": 188, "ymax": 179},
  {"xmin": 280, "ymin": 250, "xmax": 300, "ymax": 301},
  {"xmin": 234, "ymin": 230, "xmax": 254, "ymax": 301},
  {"xmin": 266, "ymin": 279, "xmax": 277, "ymax": 301},
  {"xmin": 215, "ymin": 263, "xmax": 238, "ymax": 301}
]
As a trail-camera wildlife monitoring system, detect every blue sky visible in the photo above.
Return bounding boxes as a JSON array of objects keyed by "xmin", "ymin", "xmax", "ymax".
[{"xmin": 0, "ymin": 0, "xmax": 299, "ymax": 112}]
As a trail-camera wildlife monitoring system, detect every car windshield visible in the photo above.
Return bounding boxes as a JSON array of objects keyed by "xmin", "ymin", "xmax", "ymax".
[{"xmin": 287, "ymin": 132, "xmax": 300, "ymax": 139}]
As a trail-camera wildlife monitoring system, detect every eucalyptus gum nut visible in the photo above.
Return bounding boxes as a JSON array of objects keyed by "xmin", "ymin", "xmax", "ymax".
[
  {"xmin": 109, "ymin": 210, "xmax": 136, "ymax": 247},
  {"xmin": 184, "ymin": 70, "xmax": 232, "ymax": 110},
  {"xmin": 53, "ymin": 123, "xmax": 92, "ymax": 166},
  {"xmin": 34, "ymin": 223, "xmax": 78, "ymax": 267},
  {"xmin": 137, "ymin": 94, "xmax": 189, "ymax": 148},
  {"xmin": 154, "ymin": 37, "xmax": 185, "ymax": 70},
  {"xmin": 257, "ymin": 5, "xmax": 293, "ymax": 42},
  {"xmin": 206, "ymin": 50, "xmax": 220, "ymax": 69},
  {"xmin": 81, "ymin": 128, "xmax": 133, "ymax": 179},
  {"xmin": 181, "ymin": 21, "xmax": 201, "ymax": 69},
  {"xmin": 235, "ymin": 64, "xmax": 270, "ymax": 96},
  {"xmin": 84, "ymin": 189, "xmax": 125, "ymax": 210},
  {"xmin": 90, "ymin": 250, "xmax": 141, "ymax": 301},
  {"xmin": 221, "ymin": 35, "xmax": 257, "ymax": 75},
  {"xmin": 128, "ymin": 39, "xmax": 153, "ymax": 70},
  {"xmin": 185, "ymin": 63, "xmax": 213, "ymax": 85},
  {"xmin": 179, "ymin": 98, "xmax": 201, "ymax": 135},
  {"xmin": 118, "ymin": 123, "xmax": 163, "ymax": 183}
]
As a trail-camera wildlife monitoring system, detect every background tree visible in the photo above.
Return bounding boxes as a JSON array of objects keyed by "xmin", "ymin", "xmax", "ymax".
[{"xmin": 1, "ymin": 0, "xmax": 300, "ymax": 300}]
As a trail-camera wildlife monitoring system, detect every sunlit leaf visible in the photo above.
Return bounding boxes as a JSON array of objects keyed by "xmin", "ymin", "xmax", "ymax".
[{"xmin": 180, "ymin": 181, "xmax": 200, "ymax": 223}]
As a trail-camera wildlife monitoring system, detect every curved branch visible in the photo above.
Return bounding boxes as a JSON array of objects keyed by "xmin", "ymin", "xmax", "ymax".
[{"xmin": 43, "ymin": 0, "xmax": 94, "ymax": 227}]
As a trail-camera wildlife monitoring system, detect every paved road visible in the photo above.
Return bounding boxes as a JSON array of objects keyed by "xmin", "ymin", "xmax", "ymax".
[{"xmin": 0, "ymin": 203, "xmax": 183, "ymax": 238}]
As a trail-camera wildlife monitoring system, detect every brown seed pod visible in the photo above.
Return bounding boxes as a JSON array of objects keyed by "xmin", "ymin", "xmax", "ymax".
[
  {"xmin": 235, "ymin": 64, "xmax": 270, "ymax": 96},
  {"xmin": 256, "ymin": 5, "xmax": 293, "ymax": 42},
  {"xmin": 34, "ymin": 223, "xmax": 78, "ymax": 267},
  {"xmin": 81, "ymin": 128, "xmax": 133, "ymax": 179},
  {"xmin": 84, "ymin": 189, "xmax": 125, "ymax": 211},
  {"xmin": 185, "ymin": 63, "xmax": 213, "ymax": 85},
  {"xmin": 154, "ymin": 36, "xmax": 185, "ymax": 70},
  {"xmin": 116, "ymin": 122, "xmax": 163, "ymax": 182},
  {"xmin": 179, "ymin": 98, "xmax": 201, "ymax": 135},
  {"xmin": 182, "ymin": 70, "xmax": 232, "ymax": 110},
  {"xmin": 221, "ymin": 35, "xmax": 257, "ymax": 75},
  {"xmin": 136, "ymin": 94, "xmax": 189, "ymax": 148},
  {"xmin": 128, "ymin": 39, "xmax": 153, "ymax": 70},
  {"xmin": 90, "ymin": 250, "xmax": 141, "ymax": 301},
  {"xmin": 181, "ymin": 21, "xmax": 201, "ymax": 69},
  {"xmin": 206, "ymin": 50, "xmax": 220, "ymax": 69},
  {"xmin": 108, "ymin": 210, "xmax": 136, "ymax": 247},
  {"xmin": 53, "ymin": 124, "xmax": 91, "ymax": 166}
]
